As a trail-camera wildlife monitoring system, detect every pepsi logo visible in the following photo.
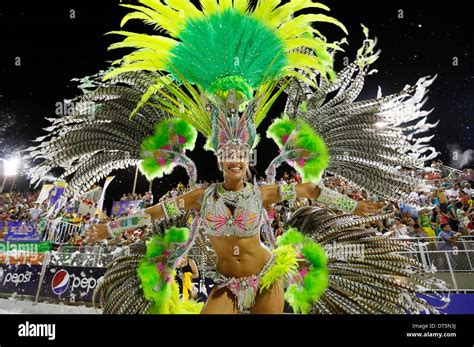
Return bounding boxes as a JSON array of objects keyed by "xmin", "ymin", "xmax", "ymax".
[{"xmin": 51, "ymin": 269, "xmax": 70, "ymax": 295}]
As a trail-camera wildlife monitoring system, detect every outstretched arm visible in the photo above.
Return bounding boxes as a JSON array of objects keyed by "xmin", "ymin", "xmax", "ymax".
[
  {"xmin": 260, "ymin": 182, "xmax": 382, "ymax": 216},
  {"xmin": 87, "ymin": 188, "xmax": 205, "ymax": 242},
  {"xmin": 260, "ymin": 182, "xmax": 320, "ymax": 207},
  {"xmin": 145, "ymin": 188, "xmax": 204, "ymax": 222}
]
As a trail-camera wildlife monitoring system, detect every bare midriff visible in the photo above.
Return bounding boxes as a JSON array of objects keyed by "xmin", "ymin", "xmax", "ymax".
[{"xmin": 209, "ymin": 233, "xmax": 271, "ymax": 278}]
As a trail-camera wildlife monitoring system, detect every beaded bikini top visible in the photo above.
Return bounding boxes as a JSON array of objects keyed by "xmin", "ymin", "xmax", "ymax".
[{"xmin": 198, "ymin": 182, "xmax": 264, "ymax": 238}]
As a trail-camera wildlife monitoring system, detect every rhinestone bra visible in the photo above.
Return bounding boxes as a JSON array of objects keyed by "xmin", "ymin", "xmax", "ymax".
[{"xmin": 198, "ymin": 182, "xmax": 264, "ymax": 238}]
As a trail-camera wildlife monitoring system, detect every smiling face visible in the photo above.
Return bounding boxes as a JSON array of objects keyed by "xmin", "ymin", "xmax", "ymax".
[
  {"xmin": 218, "ymin": 143, "xmax": 250, "ymax": 182},
  {"xmin": 222, "ymin": 160, "xmax": 248, "ymax": 182}
]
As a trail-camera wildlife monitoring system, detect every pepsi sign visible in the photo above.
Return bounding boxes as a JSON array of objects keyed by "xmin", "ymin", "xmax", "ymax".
[
  {"xmin": 40, "ymin": 266, "xmax": 106, "ymax": 303},
  {"xmin": 51, "ymin": 269, "xmax": 70, "ymax": 295}
]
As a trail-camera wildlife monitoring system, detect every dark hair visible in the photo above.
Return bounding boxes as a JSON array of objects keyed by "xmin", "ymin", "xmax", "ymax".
[
  {"xmin": 413, "ymin": 223, "xmax": 420, "ymax": 228},
  {"xmin": 455, "ymin": 202, "xmax": 463, "ymax": 209},
  {"xmin": 440, "ymin": 223, "xmax": 449, "ymax": 229}
]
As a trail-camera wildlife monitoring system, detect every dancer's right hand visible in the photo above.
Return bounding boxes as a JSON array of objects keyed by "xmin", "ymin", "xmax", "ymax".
[{"xmin": 85, "ymin": 223, "xmax": 108, "ymax": 243}]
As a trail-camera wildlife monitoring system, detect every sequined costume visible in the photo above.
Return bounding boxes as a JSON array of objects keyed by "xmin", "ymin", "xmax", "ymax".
[
  {"xmin": 25, "ymin": 0, "xmax": 448, "ymax": 314},
  {"xmin": 198, "ymin": 181, "xmax": 290, "ymax": 312},
  {"xmin": 199, "ymin": 182, "xmax": 264, "ymax": 238}
]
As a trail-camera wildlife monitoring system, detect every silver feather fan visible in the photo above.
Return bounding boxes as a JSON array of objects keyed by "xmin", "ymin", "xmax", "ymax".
[
  {"xmin": 23, "ymin": 71, "xmax": 172, "ymax": 198},
  {"xmin": 287, "ymin": 206, "xmax": 449, "ymax": 314},
  {"xmin": 284, "ymin": 31, "xmax": 439, "ymax": 202}
]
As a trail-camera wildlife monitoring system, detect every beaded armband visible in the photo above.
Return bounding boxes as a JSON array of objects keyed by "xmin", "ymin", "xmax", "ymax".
[
  {"xmin": 316, "ymin": 183, "xmax": 357, "ymax": 214},
  {"xmin": 106, "ymin": 212, "xmax": 152, "ymax": 239},
  {"xmin": 161, "ymin": 197, "xmax": 184, "ymax": 220},
  {"xmin": 278, "ymin": 182, "xmax": 297, "ymax": 202}
]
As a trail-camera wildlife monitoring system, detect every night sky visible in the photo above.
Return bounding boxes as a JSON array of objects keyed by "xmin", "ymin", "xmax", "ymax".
[{"xmin": 0, "ymin": 0, "xmax": 473, "ymax": 203}]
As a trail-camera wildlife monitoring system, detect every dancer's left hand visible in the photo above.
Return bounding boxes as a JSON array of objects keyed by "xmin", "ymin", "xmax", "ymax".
[
  {"xmin": 353, "ymin": 200, "xmax": 383, "ymax": 216},
  {"xmin": 85, "ymin": 223, "xmax": 108, "ymax": 243}
]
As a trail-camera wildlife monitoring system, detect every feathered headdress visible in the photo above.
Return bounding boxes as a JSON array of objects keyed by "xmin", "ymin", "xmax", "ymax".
[
  {"xmin": 24, "ymin": 0, "xmax": 347, "ymax": 196},
  {"xmin": 106, "ymin": 0, "xmax": 346, "ymax": 165}
]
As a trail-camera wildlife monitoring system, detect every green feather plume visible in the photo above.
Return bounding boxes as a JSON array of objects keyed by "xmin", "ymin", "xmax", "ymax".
[
  {"xmin": 163, "ymin": 226, "xmax": 189, "ymax": 244},
  {"xmin": 137, "ymin": 226, "xmax": 203, "ymax": 314},
  {"xmin": 277, "ymin": 228, "xmax": 329, "ymax": 314},
  {"xmin": 106, "ymin": 0, "xmax": 347, "ymax": 138},
  {"xmin": 169, "ymin": 9, "xmax": 287, "ymax": 99},
  {"xmin": 267, "ymin": 116, "xmax": 329, "ymax": 182},
  {"xmin": 139, "ymin": 118, "xmax": 197, "ymax": 180},
  {"xmin": 277, "ymin": 227, "xmax": 305, "ymax": 246},
  {"xmin": 260, "ymin": 244, "xmax": 299, "ymax": 291}
]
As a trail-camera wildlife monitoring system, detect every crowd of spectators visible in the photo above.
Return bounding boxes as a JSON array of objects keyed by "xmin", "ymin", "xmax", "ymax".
[
  {"xmin": 154, "ymin": 161, "xmax": 474, "ymax": 253},
  {"xmin": 0, "ymin": 191, "xmax": 45, "ymax": 239},
  {"xmin": 318, "ymin": 161, "xmax": 474, "ymax": 253},
  {"xmin": 119, "ymin": 191, "xmax": 154, "ymax": 207},
  {"xmin": 0, "ymin": 191, "xmax": 43, "ymax": 222},
  {"xmin": 1, "ymin": 160, "xmax": 473, "ymax": 253}
]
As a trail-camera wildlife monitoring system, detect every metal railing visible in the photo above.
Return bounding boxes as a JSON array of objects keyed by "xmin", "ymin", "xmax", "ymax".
[
  {"xmin": 396, "ymin": 236, "xmax": 474, "ymax": 292},
  {"xmin": 49, "ymin": 244, "xmax": 125, "ymax": 268},
  {"xmin": 2, "ymin": 236, "xmax": 473, "ymax": 294},
  {"xmin": 42, "ymin": 220, "xmax": 83, "ymax": 244},
  {"xmin": 396, "ymin": 236, "xmax": 474, "ymax": 271}
]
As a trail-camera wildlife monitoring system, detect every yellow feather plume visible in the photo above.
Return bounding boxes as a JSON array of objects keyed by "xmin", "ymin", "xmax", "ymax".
[
  {"xmin": 251, "ymin": 0, "xmax": 281, "ymax": 21},
  {"xmin": 137, "ymin": 0, "xmax": 187, "ymax": 35},
  {"xmin": 284, "ymin": 37, "xmax": 327, "ymax": 51},
  {"xmin": 106, "ymin": 0, "xmax": 347, "ymax": 130},
  {"xmin": 199, "ymin": 0, "xmax": 220, "ymax": 15},
  {"xmin": 120, "ymin": 11, "xmax": 154, "ymax": 28},
  {"xmin": 119, "ymin": 50, "xmax": 169, "ymax": 66},
  {"xmin": 277, "ymin": 13, "xmax": 347, "ymax": 40},
  {"xmin": 107, "ymin": 31, "xmax": 177, "ymax": 52},
  {"xmin": 219, "ymin": 0, "xmax": 233, "ymax": 10},
  {"xmin": 163, "ymin": 0, "xmax": 203, "ymax": 19},
  {"xmin": 233, "ymin": 0, "xmax": 251, "ymax": 13},
  {"xmin": 286, "ymin": 52, "xmax": 328, "ymax": 73},
  {"xmin": 119, "ymin": 4, "xmax": 164, "ymax": 26}
]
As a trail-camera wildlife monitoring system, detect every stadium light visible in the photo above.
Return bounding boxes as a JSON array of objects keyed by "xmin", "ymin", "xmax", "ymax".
[{"xmin": 3, "ymin": 157, "xmax": 21, "ymax": 177}]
